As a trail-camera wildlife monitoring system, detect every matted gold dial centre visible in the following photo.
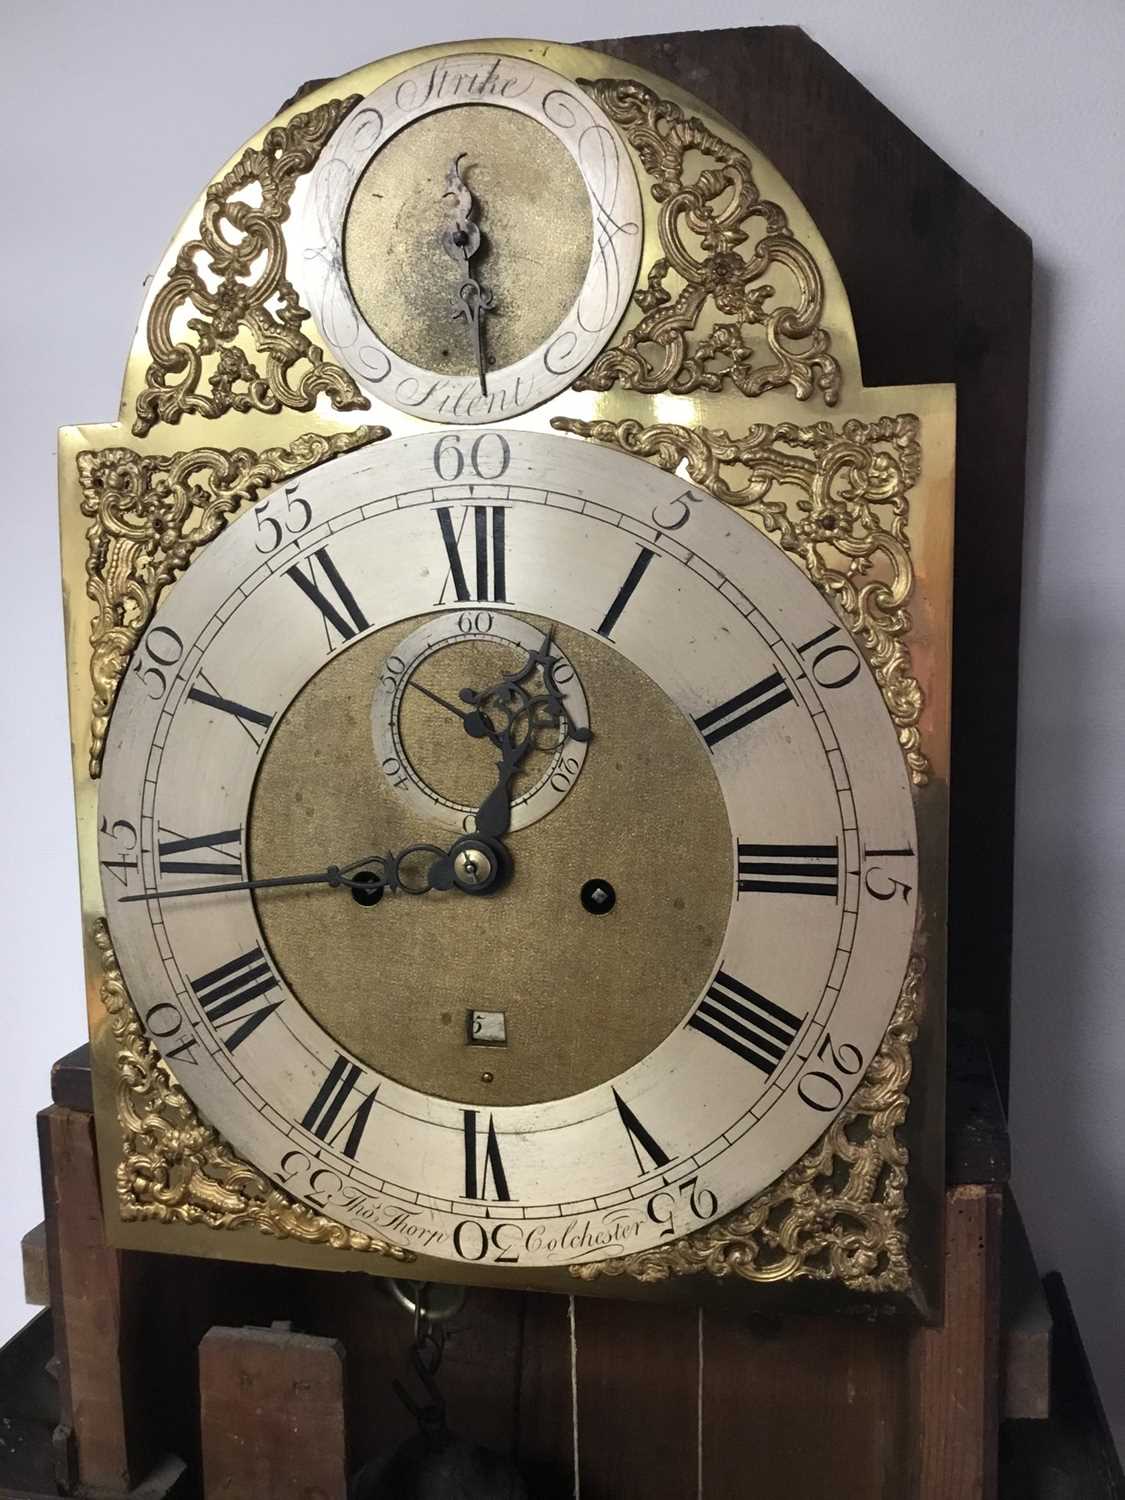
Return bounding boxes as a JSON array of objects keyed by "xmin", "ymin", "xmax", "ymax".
[{"xmin": 248, "ymin": 614, "xmax": 732, "ymax": 1107}]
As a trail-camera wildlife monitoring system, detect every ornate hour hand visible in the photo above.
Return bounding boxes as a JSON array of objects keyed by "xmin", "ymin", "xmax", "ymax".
[
  {"xmin": 460, "ymin": 627, "xmax": 592, "ymax": 840},
  {"xmin": 440, "ymin": 153, "xmax": 494, "ymax": 395}
]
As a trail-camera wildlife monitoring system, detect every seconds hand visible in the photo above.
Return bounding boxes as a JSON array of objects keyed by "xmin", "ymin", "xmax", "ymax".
[
  {"xmin": 408, "ymin": 678, "xmax": 496, "ymax": 739},
  {"xmin": 408, "ymin": 679, "xmax": 471, "ymax": 721}
]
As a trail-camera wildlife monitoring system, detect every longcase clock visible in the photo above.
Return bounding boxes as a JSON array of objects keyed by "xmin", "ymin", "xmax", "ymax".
[{"xmin": 58, "ymin": 35, "xmax": 955, "ymax": 1317}]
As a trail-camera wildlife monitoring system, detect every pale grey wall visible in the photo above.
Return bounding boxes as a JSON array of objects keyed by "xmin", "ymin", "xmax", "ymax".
[{"xmin": 2, "ymin": 0, "xmax": 1123, "ymax": 1449}]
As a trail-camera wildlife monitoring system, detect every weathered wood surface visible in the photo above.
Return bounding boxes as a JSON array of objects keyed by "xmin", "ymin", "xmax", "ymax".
[
  {"xmin": 14, "ymin": 1083, "xmax": 1067, "ymax": 1500},
  {"xmin": 38, "ymin": 1103, "xmax": 151, "ymax": 1493},
  {"xmin": 199, "ymin": 1326, "xmax": 348, "ymax": 1499},
  {"xmin": 1002, "ymin": 1194, "xmax": 1052, "ymax": 1421},
  {"xmin": 1001, "ymin": 1274, "xmax": 1125, "ymax": 1500},
  {"xmin": 910, "ymin": 1184, "xmax": 1004, "ymax": 1499},
  {"xmin": 20, "ymin": 1222, "xmax": 48, "ymax": 1309}
]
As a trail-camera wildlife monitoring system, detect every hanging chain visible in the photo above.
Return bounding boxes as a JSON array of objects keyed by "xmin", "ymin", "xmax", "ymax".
[{"xmin": 391, "ymin": 1282, "xmax": 449, "ymax": 1439}]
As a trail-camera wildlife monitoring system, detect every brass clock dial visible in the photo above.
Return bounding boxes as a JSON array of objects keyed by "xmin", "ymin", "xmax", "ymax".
[
  {"xmin": 98, "ymin": 428, "xmax": 918, "ymax": 1271},
  {"xmin": 288, "ymin": 52, "xmax": 643, "ymax": 422}
]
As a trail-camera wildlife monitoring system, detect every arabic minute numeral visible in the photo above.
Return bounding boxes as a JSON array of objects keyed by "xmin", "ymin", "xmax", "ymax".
[
  {"xmin": 452, "ymin": 1220, "xmax": 522, "ymax": 1264},
  {"xmin": 650, "ymin": 488, "xmax": 701, "ymax": 532},
  {"xmin": 254, "ymin": 485, "xmax": 312, "ymax": 554},
  {"xmin": 432, "ymin": 431, "xmax": 511, "ymax": 482},
  {"xmin": 381, "ymin": 755, "xmax": 410, "ymax": 790},
  {"xmin": 132, "ymin": 625, "xmax": 184, "ymax": 700},
  {"xmin": 795, "ymin": 623, "xmax": 862, "ymax": 689},
  {"xmin": 864, "ymin": 843, "xmax": 916, "ymax": 902},
  {"xmin": 99, "ymin": 816, "xmax": 138, "ymax": 888},
  {"xmin": 798, "ymin": 1032, "xmax": 865, "ymax": 1113},
  {"xmin": 645, "ymin": 1177, "xmax": 718, "ymax": 1239}
]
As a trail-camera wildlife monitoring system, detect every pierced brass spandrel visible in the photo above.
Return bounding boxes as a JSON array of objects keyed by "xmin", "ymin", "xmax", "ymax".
[
  {"xmin": 78, "ymin": 426, "xmax": 387, "ymax": 778},
  {"xmin": 553, "ymin": 414, "xmax": 929, "ymax": 784},
  {"xmin": 133, "ymin": 95, "xmax": 371, "ymax": 437},
  {"xmin": 572, "ymin": 78, "xmax": 841, "ymax": 408},
  {"xmin": 93, "ymin": 918, "xmax": 412, "ymax": 1260},
  {"xmin": 571, "ymin": 955, "xmax": 922, "ymax": 1290}
]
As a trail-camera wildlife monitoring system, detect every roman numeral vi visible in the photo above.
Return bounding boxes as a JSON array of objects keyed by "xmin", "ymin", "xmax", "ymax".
[{"xmin": 463, "ymin": 1110, "xmax": 511, "ymax": 1200}]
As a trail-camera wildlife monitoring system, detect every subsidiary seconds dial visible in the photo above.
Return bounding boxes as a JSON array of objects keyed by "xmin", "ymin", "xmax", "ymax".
[
  {"xmin": 98, "ymin": 428, "xmax": 918, "ymax": 1271},
  {"xmin": 372, "ymin": 612, "xmax": 591, "ymax": 833}
]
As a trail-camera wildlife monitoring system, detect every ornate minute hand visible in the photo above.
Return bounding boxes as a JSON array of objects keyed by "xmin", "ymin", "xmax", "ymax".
[
  {"xmin": 119, "ymin": 851, "xmax": 391, "ymax": 902},
  {"xmin": 441, "ymin": 153, "xmax": 494, "ymax": 395},
  {"xmin": 119, "ymin": 838, "xmax": 501, "ymax": 902}
]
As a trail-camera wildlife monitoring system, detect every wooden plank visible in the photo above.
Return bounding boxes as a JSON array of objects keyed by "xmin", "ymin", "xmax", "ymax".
[
  {"xmin": 0, "ymin": 1454, "xmax": 188, "ymax": 1500},
  {"xmin": 37, "ymin": 1103, "xmax": 157, "ymax": 1493},
  {"xmin": 574, "ymin": 1298, "xmax": 697, "ymax": 1499},
  {"xmin": 702, "ymin": 1310, "xmax": 908, "ymax": 1500},
  {"xmin": 910, "ymin": 1184, "xmax": 1003, "ymax": 1499},
  {"xmin": 514, "ymin": 1293, "xmax": 576, "ymax": 1499},
  {"xmin": 1000, "ymin": 1273, "xmax": 1125, "ymax": 1499},
  {"xmin": 50, "ymin": 1043, "xmax": 93, "ymax": 1112},
  {"xmin": 20, "ymin": 1222, "xmax": 48, "ymax": 1308},
  {"xmin": 1001, "ymin": 1195, "xmax": 1051, "ymax": 1420},
  {"xmin": 0, "ymin": 1310, "xmax": 59, "ymax": 1499},
  {"xmin": 199, "ymin": 1326, "xmax": 347, "ymax": 1500}
]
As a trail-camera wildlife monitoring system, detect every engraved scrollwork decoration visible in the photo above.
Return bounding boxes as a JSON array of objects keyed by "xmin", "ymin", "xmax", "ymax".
[
  {"xmin": 133, "ymin": 96, "xmax": 371, "ymax": 437},
  {"xmin": 553, "ymin": 414, "xmax": 928, "ymax": 783},
  {"xmin": 574, "ymin": 78, "xmax": 841, "ymax": 406},
  {"xmin": 78, "ymin": 426, "xmax": 387, "ymax": 778},
  {"xmin": 572, "ymin": 956, "xmax": 922, "ymax": 1290},
  {"xmin": 93, "ymin": 919, "xmax": 412, "ymax": 1258}
]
